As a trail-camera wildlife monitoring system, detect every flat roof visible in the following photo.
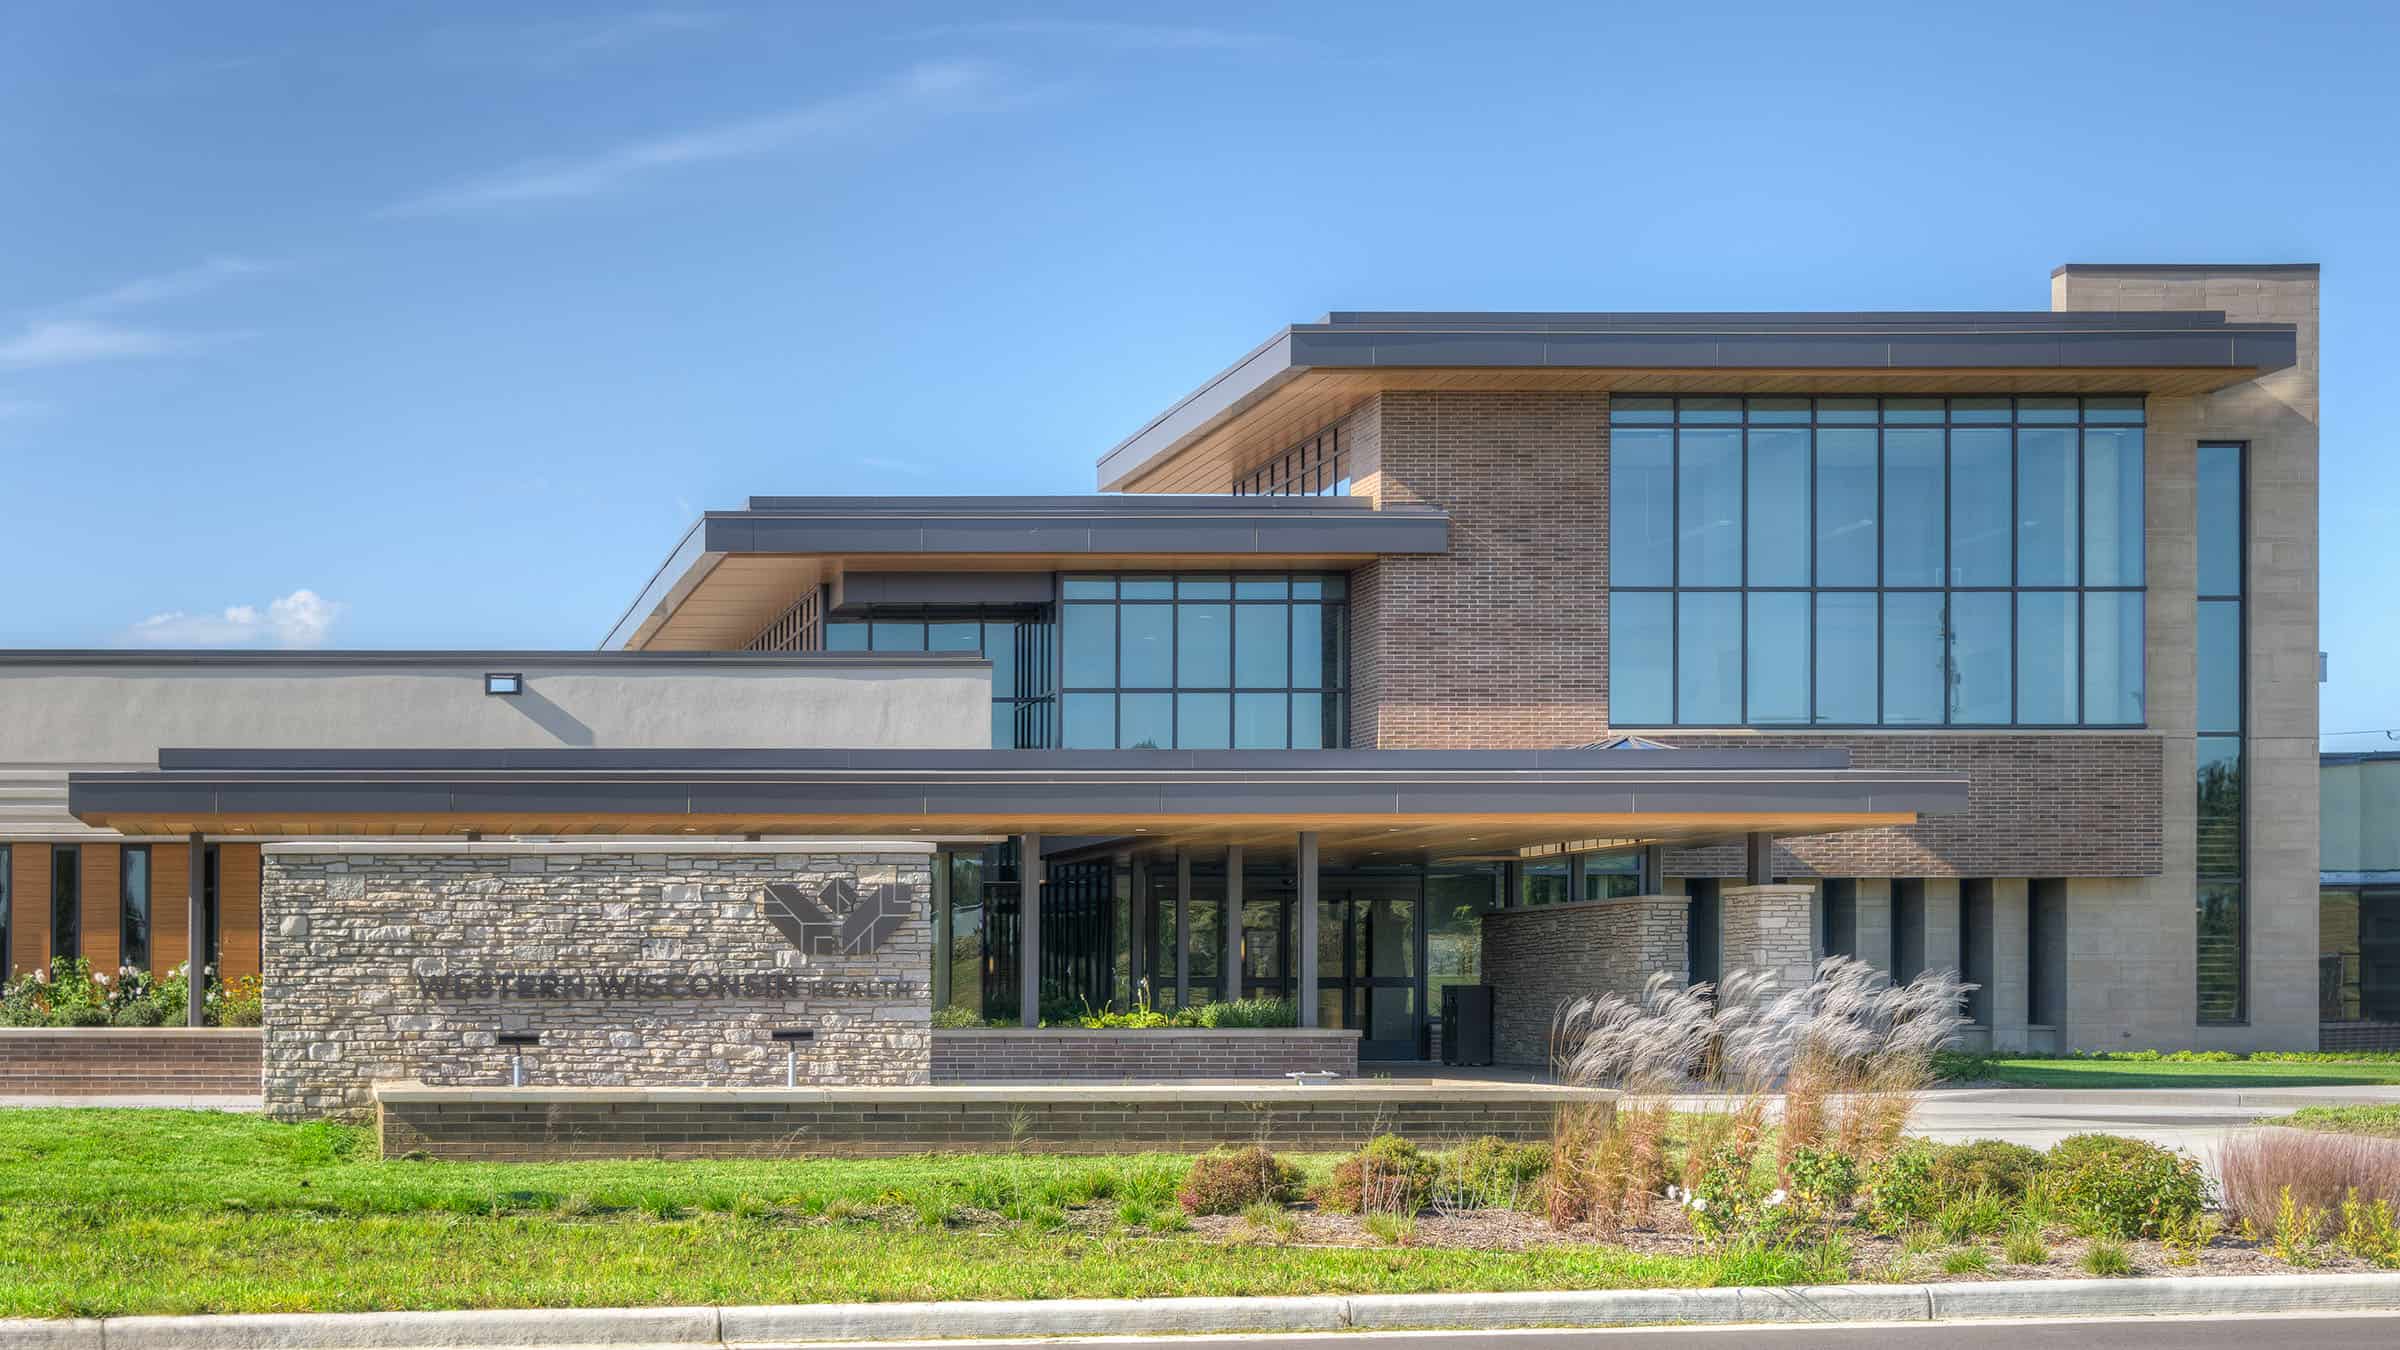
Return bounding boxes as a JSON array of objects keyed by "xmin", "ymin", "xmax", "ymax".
[
  {"xmin": 604, "ymin": 494, "xmax": 1448, "ymax": 651},
  {"xmin": 68, "ymin": 746, "xmax": 1966, "ymax": 865},
  {"xmin": 0, "ymin": 649, "xmax": 984, "ymax": 670},
  {"xmin": 1097, "ymin": 308, "xmax": 2301, "ymax": 491}
]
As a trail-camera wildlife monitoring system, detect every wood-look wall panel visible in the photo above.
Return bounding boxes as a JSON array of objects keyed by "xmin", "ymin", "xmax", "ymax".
[
  {"xmin": 7, "ymin": 845, "xmax": 47, "ymax": 979},
  {"xmin": 80, "ymin": 844, "xmax": 119, "ymax": 975},
  {"xmin": 216, "ymin": 844, "xmax": 262, "ymax": 982},
  {"xmin": 150, "ymin": 844, "xmax": 191, "ymax": 975}
]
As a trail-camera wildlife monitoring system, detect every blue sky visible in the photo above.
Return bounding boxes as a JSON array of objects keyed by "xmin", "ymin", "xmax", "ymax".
[{"xmin": 1, "ymin": 2, "xmax": 2393, "ymax": 745}]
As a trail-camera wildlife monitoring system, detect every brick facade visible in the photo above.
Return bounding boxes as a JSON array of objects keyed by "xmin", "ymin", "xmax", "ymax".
[
  {"xmin": 0, "ymin": 1028, "xmax": 260, "ymax": 1096},
  {"xmin": 1480, "ymin": 895, "xmax": 1687, "ymax": 1066},
  {"xmin": 262, "ymin": 846, "xmax": 934, "ymax": 1120},
  {"xmin": 930, "ymin": 1028, "xmax": 1359, "ymax": 1082},
  {"xmin": 1351, "ymin": 391, "xmax": 1613, "ymax": 748},
  {"xmin": 374, "ymin": 1083, "xmax": 1590, "ymax": 1160},
  {"xmin": 1661, "ymin": 734, "xmax": 2164, "ymax": 878}
]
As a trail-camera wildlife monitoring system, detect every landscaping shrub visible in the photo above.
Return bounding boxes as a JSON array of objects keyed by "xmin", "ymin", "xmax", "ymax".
[
  {"xmin": 1439, "ymin": 1136, "xmax": 1551, "ymax": 1209},
  {"xmin": 2044, "ymin": 1134, "xmax": 2207, "ymax": 1239},
  {"xmin": 1313, "ymin": 1135, "xmax": 1437, "ymax": 1216},
  {"xmin": 211, "ymin": 975, "xmax": 265, "ymax": 1027},
  {"xmin": 109, "ymin": 1000, "xmax": 166, "ymax": 1027},
  {"xmin": 1930, "ymin": 1139, "xmax": 2044, "ymax": 1202},
  {"xmin": 929, "ymin": 1005, "xmax": 981, "ymax": 1030},
  {"xmin": 1858, "ymin": 1143, "xmax": 1942, "ymax": 1233},
  {"xmin": 1174, "ymin": 1146, "xmax": 1302, "ymax": 1216},
  {"xmin": 2215, "ymin": 1128, "xmax": 2400, "ymax": 1239},
  {"xmin": 1783, "ymin": 1145, "xmax": 1859, "ymax": 1214},
  {"xmin": 1189, "ymin": 996, "xmax": 1297, "ymax": 1029}
]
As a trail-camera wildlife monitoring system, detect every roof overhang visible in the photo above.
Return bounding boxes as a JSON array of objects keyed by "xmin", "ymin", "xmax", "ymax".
[
  {"xmin": 69, "ymin": 747, "xmax": 1966, "ymax": 867},
  {"xmin": 1097, "ymin": 309, "xmax": 2303, "ymax": 492},
  {"xmin": 604, "ymin": 495, "xmax": 1448, "ymax": 651}
]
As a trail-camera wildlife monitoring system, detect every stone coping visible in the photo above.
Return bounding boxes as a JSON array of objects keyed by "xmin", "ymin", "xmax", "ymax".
[
  {"xmin": 262, "ymin": 839, "xmax": 939, "ymax": 856},
  {"xmin": 372, "ymin": 1079, "xmax": 1616, "ymax": 1106},
  {"xmin": 932, "ymin": 1027, "xmax": 1359, "ymax": 1039},
  {"xmin": 0, "ymin": 1026, "xmax": 262, "ymax": 1038}
]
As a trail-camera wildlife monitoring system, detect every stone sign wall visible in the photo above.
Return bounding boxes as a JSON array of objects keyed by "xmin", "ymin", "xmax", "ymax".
[{"xmin": 261, "ymin": 845, "xmax": 934, "ymax": 1120}]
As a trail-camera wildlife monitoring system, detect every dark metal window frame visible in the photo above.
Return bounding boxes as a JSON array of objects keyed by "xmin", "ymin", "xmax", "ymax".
[
  {"xmin": 1233, "ymin": 426, "xmax": 1350, "ymax": 497},
  {"xmin": 118, "ymin": 843, "xmax": 151, "ymax": 974},
  {"xmin": 50, "ymin": 844, "xmax": 79, "ymax": 965},
  {"xmin": 483, "ymin": 673, "xmax": 524, "ymax": 696},
  {"xmin": 2196, "ymin": 439, "xmax": 2249, "ymax": 1026},
  {"xmin": 1055, "ymin": 572, "xmax": 1350, "ymax": 750},
  {"xmin": 1606, "ymin": 394, "xmax": 2148, "ymax": 729}
]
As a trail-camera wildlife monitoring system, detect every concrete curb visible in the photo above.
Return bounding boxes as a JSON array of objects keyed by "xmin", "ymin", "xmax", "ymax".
[{"xmin": 5, "ymin": 1275, "xmax": 2400, "ymax": 1347}]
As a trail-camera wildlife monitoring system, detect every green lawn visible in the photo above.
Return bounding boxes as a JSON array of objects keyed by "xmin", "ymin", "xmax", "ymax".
[
  {"xmin": 0, "ymin": 1109, "xmax": 1805, "ymax": 1318},
  {"xmin": 2271, "ymin": 1104, "xmax": 2400, "ymax": 1136},
  {"xmin": 1961, "ymin": 1058, "xmax": 2400, "ymax": 1090}
]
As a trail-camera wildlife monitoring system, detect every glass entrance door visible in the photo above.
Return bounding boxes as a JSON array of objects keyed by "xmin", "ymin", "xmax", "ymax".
[{"xmin": 1320, "ymin": 880, "xmax": 1422, "ymax": 1060}]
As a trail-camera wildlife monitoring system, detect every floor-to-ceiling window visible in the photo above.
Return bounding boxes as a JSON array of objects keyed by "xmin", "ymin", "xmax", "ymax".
[
  {"xmin": 1607, "ymin": 395, "xmax": 2145, "ymax": 727},
  {"xmin": 1058, "ymin": 573, "xmax": 1349, "ymax": 750},
  {"xmin": 2196, "ymin": 441, "xmax": 2247, "ymax": 1024}
]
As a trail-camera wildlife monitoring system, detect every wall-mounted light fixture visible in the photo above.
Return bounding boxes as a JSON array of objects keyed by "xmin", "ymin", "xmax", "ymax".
[
  {"xmin": 770, "ymin": 1027, "xmax": 816, "ymax": 1087},
  {"xmin": 484, "ymin": 672, "xmax": 524, "ymax": 696},
  {"xmin": 497, "ymin": 1030, "xmax": 540, "ymax": 1086}
]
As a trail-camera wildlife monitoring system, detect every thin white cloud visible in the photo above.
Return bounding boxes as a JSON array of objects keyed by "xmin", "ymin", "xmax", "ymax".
[
  {"xmin": 123, "ymin": 589, "xmax": 344, "ymax": 649},
  {"xmin": 429, "ymin": 8, "xmax": 725, "ymax": 71},
  {"xmin": 0, "ymin": 319, "xmax": 183, "ymax": 369},
  {"xmin": 907, "ymin": 19, "xmax": 1303, "ymax": 50},
  {"xmin": 59, "ymin": 255, "xmax": 275, "ymax": 315},
  {"xmin": 387, "ymin": 60, "xmax": 997, "ymax": 215}
]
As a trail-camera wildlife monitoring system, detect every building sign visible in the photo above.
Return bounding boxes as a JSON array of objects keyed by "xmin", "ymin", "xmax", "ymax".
[
  {"xmin": 762, "ymin": 876, "xmax": 911, "ymax": 955},
  {"xmin": 412, "ymin": 970, "xmax": 916, "ymax": 1001}
]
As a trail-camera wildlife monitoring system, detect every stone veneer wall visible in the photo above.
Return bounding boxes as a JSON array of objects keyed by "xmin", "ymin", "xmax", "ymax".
[
  {"xmin": 930, "ymin": 1028, "xmax": 1359, "ymax": 1082},
  {"xmin": 1719, "ymin": 884, "xmax": 1817, "ymax": 991},
  {"xmin": 263, "ymin": 845, "xmax": 934, "ymax": 1120},
  {"xmin": 0, "ymin": 1028, "xmax": 261, "ymax": 1096},
  {"xmin": 1480, "ymin": 895, "xmax": 1687, "ymax": 1067}
]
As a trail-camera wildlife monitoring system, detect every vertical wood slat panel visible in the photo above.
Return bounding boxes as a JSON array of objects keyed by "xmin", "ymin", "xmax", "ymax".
[
  {"xmin": 11, "ymin": 845, "xmax": 51, "ymax": 979},
  {"xmin": 80, "ymin": 845, "xmax": 119, "ymax": 976},
  {"xmin": 217, "ymin": 844, "xmax": 263, "ymax": 982},
  {"xmin": 151, "ymin": 845, "xmax": 191, "ymax": 976}
]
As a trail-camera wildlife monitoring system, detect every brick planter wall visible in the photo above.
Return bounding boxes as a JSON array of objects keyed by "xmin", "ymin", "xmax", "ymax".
[
  {"xmin": 374, "ymin": 1082, "xmax": 1607, "ymax": 1160},
  {"xmin": 0, "ymin": 1028, "xmax": 261, "ymax": 1096},
  {"xmin": 2322, "ymin": 1022, "xmax": 2400, "ymax": 1053},
  {"xmin": 1481, "ymin": 895, "xmax": 1688, "ymax": 1067},
  {"xmin": 930, "ymin": 1028, "xmax": 1359, "ymax": 1082}
]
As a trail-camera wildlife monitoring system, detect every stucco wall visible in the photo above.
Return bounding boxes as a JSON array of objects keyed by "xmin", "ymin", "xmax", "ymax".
[
  {"xmin": 0, "ymin": 653, "xmax": 990, "ymax": 838},
  {"xmin": 261, "ymin": 844, "xmax": 934, "ymax": 1120}
]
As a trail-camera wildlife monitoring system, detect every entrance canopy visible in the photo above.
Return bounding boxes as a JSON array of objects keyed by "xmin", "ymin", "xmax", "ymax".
[{"xmin": 69, "ymin": 746, "xmax": 1964, "ymax": 864}]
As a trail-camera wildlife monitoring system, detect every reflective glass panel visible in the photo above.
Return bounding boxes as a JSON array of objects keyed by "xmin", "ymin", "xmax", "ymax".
[
  {"xmin": 1062, "ymin": 693, "xmax": 1114, "ymax": 748},
  {"xmin": 1120, "ymin": 693, "xmax": 1172, "ymax": 750},
  {"xmin": 1747, "ymin": 427, "xmax": 1809, "ymax": 585},
  {"xmin": 1745, "ymin": 591, "xmax": 1809, "ymax": 724},
  {"xmin": 1235, "ymin": 603, "xmax": 1289, "ymax": 687},
  {"xmin": 2198, "ymin": 600, "xmax": 2242, "ymax": 733},
  {"xmin": 1176, "ymin": 692, "xmax": 1230, "ymax": 749},
  {"xmin": 1177, "ymin": 603, "xmax": 1231, "ymax": 687},
  {"xmin": 2084, "ymin": 428, "xmax": 2145, "ymax": 586},
  {"xmin": 1815, "ymin": 592, "xmax": 1877, "ymax": 724},
  {"xmin": 2018, "ymin": 427, "xmax": 2078, "ymax": 586},
  {"xmin": 1950, "ymin": 591, "xmax": 2011, "ymax": 723},
  {"xmin": 2083, "ymin": 591, "xmax": 2145, "ymax": 724},
  {"xmin": 1677, "ymin": 592, "xmax": 1741, "ymax": 723},
  {"xmin": 1815, "ymin": 427, "xmax": 1878, "ymax": 587},
  {"xmin": 2198, "ymin": 442, "xmax": 2243, "ymax": 596},
  {"xmin": 1950, "ymin": 427, "xmax": 2011, "ymax": 586},
  {"xmin": 1677, "ymin": 428, "xmax": 1742, "ymax": 586},
  {"xmin": 1610, "ymin": 428, "xmax": 1675, "ymax": 587},
  {"xmin": 1234, "ymin": 692, "xmax": 1287, "ymax": 749},
  {"xmin": 1061, "ymin": 605, "xmax": 1115, "ymax": 688},
  {"xmin": 1883, "ymin": 592, "xmax": 1947, "ymax": 725},
  {"xmin": 1119, "ymin": 604, "xmax": 1171, "ymax": 687},
  {"xmin": 1608, "ymin": 591, "xmax": 1672, "ymax": 725},
  {"xmin": 1883, "ymin": 428, "xmax": 1945, "ymax": 586},
  {"xmin": 2017, "ymin": 590, "xmax": 2078, "ymax": 724}
]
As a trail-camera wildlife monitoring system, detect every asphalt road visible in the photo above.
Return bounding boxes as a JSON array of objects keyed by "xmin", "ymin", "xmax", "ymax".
[{"xmin": 764, "ymin": 1312, "xmax": 2400, "ymax": 1348}]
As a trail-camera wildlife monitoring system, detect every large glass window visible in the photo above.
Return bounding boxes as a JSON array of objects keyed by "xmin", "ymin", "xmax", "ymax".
[
  {"xmin": 2196, "ymin": 441, "xmax": 2246, "ymax": 1025},
  {"xmin": 0, "ymin": 845, "xmax": 10, "ymax": 979},
  {"xmin": 1057, "ymin": 573, "xmax": 1349, "ymax": 749},
  {"xmin": 1608, "ymin": 396, "xmax": 2145, "ymax": 727},
  {"xmin": 120, "ymin": 846, "xmax": 151, "ymax": 973}
]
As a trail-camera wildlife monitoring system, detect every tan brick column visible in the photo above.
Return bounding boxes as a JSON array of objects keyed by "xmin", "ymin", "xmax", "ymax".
[{"xmin": 1720, "ymin": 884, "xmax": 1816, "ymax": 991}]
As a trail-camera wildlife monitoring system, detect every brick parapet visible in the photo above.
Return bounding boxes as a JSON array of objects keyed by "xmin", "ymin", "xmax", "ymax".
[
  {"xmin": 0, "ymin": 1028, "xmax": 261, "ymax": 1095},
  {"xmin": 930, "ymin": 1029, "xmax": 1358, "ymax": 1082}
]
